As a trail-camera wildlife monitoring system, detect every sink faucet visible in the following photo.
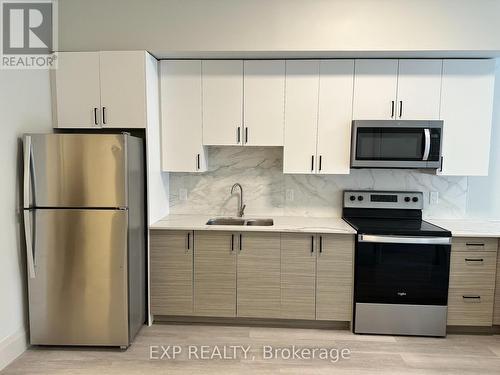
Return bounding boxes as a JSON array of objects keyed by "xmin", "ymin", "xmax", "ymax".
[{"xmin": 230, "ymin": 183, "xmax": 246, "ymax": 217}]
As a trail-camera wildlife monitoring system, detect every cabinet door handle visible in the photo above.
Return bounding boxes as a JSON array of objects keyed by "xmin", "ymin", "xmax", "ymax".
[
  {"xmin": 231, "ymin": 234, "xmax": 234, "ymax": 251},
  {"xmin": 245, "ymin": 127, "xmax": 248, "ymax": 144},
  {"xmin": 197, "ymin": 154, "xmax": 200, "ymax": 170},
  {"xmin": 391, "ymin": 101, "xmax": 395, "ymax": 118},
  {"xmin": 319, "ymin": 156, "xmax": 322, "ymax": 172},
  {"xmin": 439, "ymin": 156, "xmax": 444, "ymax": 172},
  {"xmin": 311, "ymin": 236, "xmax": 314, "ymax": 253},
  {"xmin": 102, "ymin": 107, "xmax": 107, "ymax": 125},
  {"xmin": 239, "ymin": 234, "xmax": 242, "ymax": 251},
  {"xmin": 237, "ymin": 127, "xmax": 241, "ymax": 143},
  {"xmin": 187, "ymin": 232, "xmax": 191, "ymax": 250},
  {"xmin": 93, "ymin": 107, "xmax": 98, "ymax": 125},
  {"xmin": 311, "ymin": 155, "xmax": 314, "ymax": 172},
  {"xmin": 399, "ymin": 101, "xmax": 403, "ymax": 118},
  {"xmin": 319, "ymin": 236, "xmax": 323, "ymax": 253}
]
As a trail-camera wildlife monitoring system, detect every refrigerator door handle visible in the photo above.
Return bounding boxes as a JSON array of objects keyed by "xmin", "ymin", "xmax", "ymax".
[
  {"xmin": 23, "ymin": 135, "xmax": 32, "ymax": 209},
  {"xmin": 23, "ymin": 210, "xmax": 36, "ymax": 279}
]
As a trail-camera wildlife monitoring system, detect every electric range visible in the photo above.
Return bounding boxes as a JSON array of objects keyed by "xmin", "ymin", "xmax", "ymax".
[{"xmin": 343, "ymin": 190, "xmax": 452, "ymax": 337}]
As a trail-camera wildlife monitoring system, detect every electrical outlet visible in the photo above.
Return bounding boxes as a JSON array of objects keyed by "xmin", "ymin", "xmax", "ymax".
[
  {"xmin": 286, "ymin": 189, "xmax": 294, "ymax": 202},
  {"xmin": 179, "ymin": 188, "xmax": 188, "ymax": 201},
  {"xmin": 430, "ymin": 191, "xmax": 439, "ymax": 205}
]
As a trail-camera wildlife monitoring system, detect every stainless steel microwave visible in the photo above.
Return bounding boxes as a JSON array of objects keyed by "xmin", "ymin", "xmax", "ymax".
[{"xmin": 351, "ymin": 120, "xmax": 443, "ymax": 169}]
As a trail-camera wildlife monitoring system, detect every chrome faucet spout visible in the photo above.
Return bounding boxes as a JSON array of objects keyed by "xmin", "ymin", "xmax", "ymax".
[{"xmin": 230, "ymin": 183, "xmax": 245, "ymax": 217}]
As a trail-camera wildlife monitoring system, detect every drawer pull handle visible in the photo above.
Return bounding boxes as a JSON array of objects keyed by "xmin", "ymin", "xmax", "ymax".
[
  {"xmin": 462, "ymin": 295, "xmax": 481, "ymax": 302},
  {"xmin": 465, "ymin": 258, "xmax": 484, "ymax": 262},
  {"xmin": 466, "ymin": 243, "xmax": 485, "ymax": 247}
]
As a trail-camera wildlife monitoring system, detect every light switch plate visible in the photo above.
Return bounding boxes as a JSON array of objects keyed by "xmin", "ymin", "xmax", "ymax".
[
  {"xmin": 286, "ymin": 189, "xmax": 294, "ymax": 202},
  {"xmin": 179, "ymin": 188, "xmax": 188, "ymax": 201},
  {"xmin": 430, "ymin": 191, "xmax": 439, "ymax": 205}
]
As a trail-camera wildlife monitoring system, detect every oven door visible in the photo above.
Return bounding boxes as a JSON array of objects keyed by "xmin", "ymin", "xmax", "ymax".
[
  {"xmin": 355, "ymin": 235, "xmax": 451, "ymax": 306},
  {"xmin": 351, "ymin": 120, "xmax": 442, "ymax": 169}
]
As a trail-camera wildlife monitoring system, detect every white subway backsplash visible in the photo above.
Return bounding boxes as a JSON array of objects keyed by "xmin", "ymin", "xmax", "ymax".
[{"xmin": 169, "ymin": 147, "xmax": 467, "ymax": 218}]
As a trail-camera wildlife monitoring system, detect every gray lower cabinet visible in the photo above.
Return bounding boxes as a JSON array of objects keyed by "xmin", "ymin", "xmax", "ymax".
[
  {"xmin": 237, "ymin": 232, "xmax": 281, "ymax": 318},
  {"xmin": 150, "ymin": 230, "xmax": 193, "ymax": 315},
  {"xmin": 194, "ymin": 231, "xmax": 237, "ymax": 317},
  {"xmin": 280, "ymin": 233, "xmax": 354, "ymax": 321},
  {"xmin": 447, "ymin": 238, "xmax": 498, "ymax": 326},
  {"xmin": 495, "ymin": 247, "xmax": 500, "ymax": 325},
  {"xmin": 316, "ymin": 234, "xmax": 354, "ymax": 321},
  {"xmin": 280, "ymin": 233, "xmax": 317, "ymax": 320}
]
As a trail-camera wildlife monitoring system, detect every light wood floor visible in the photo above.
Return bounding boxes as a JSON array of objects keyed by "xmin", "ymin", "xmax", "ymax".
[{"xmin": 2, "ymin": 324, "xmax": 500, "ymax": 374}]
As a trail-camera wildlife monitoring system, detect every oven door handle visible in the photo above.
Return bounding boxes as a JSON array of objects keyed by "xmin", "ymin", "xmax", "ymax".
[
  {"xmin": 358, "ymin": 234, "xmax": 451, "ymax": 245},
  {"xmin": 422, "ymin": 128, "xmax": 431, "ymax": 161}
]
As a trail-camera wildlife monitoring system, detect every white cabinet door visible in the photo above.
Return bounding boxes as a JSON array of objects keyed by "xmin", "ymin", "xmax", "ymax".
[
  {"xmin": 202, "ymin": 60, "xmax": 243, "ymax": 145},
  {"xmin": 160, "ymin": 60, "xmax": 206, "ymax": 173},
  {"xmin": 53, "ymin": 52, "xmax": 101, "ymax": 128},
  {"xmin": 283, "ymin": 60, "xmax": 320, "ymax": 174},
  {"xmin": 316, "ymin": 60, "xmax": 354, "ymax": 174},
  {"xmin": 353, "ymin": 59, "xmax": 399, "ymax": 120},
  {"xmin": 243, "ymin": 60, "xmax": 285, "ymax": 146},
  {"xmin": 397, "ymin": 59, "xmax": 442, "ymax": 120},
  {"xmin": 99, "ymin": 51, "xmax": 147, "ymax": 128},
  {"xmin": 439, "ymin": 59, "xmax": 495, "ymax": 176}
]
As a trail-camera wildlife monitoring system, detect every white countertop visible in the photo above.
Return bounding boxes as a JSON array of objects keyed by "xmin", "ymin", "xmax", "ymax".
[
  {"xmin": 427, "ymin": 219, "xmax": 500, "ymax": 238},
  {"xmin": 150, "ymin": 214, "xmax": 357, "ymax": 235}
]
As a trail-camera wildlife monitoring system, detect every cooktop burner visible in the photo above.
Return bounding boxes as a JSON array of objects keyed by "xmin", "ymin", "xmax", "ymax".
[{"xmin": 342, "ymin": 190, "xmax": 451, "ymax": 237}]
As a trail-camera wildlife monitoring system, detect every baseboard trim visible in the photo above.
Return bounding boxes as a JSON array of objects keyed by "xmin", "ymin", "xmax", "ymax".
[
  {"xmin": 0, "ymin": 328, "xmax": 28, "ymax": 371},
  {"xmin": 153, "ymin": 315, "xmax": 350, "ymax": 330},
  {"xmin": 446, "ymin": 325, "xmax": 497, "ymax": 335}
]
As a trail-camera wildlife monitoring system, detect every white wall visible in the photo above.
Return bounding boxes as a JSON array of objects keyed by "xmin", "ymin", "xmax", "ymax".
[
  {"xmin": 58, "ymin": 0, "xmax": 500, "ymax": 57},
  {"xmin": 0, "ymin": 70, "xmax": 52, "ymax": 370},
  {"xmin": 467, "ymin": 61, "xmax": 500, "ymax": 218}
]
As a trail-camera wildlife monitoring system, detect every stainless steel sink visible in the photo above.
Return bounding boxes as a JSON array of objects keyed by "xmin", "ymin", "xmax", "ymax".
[
  {"xmin": 206, "ymin": 217, "xmax": 245, "ymax": 226},
  {"xmin": 206, "ymin": 217, "xmax": 274, "ymax": 226},
  {"xmin": 245, "ymin": 218, "xmax": 274, "ymax": 226}
]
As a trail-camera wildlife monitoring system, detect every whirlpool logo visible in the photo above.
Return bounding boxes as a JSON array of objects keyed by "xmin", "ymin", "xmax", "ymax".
[{"xmin": 1, "ymin": 0, "xmax": 57, "ymax": 69}]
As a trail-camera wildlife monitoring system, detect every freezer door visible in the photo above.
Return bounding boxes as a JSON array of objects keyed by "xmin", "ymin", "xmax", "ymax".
[
  {"xmin": 27, "ymin": 209, "xmax": 129, "ymax": 346},
  {"xmin": 24, "ymin": 134, "xmax": 127, "ymax": 208}
]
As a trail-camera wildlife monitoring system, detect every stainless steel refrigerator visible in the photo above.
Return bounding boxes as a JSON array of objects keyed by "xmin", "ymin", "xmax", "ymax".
[{"xmin": 23, "ymin": 133, "xmax": 146, "ymax": 347}]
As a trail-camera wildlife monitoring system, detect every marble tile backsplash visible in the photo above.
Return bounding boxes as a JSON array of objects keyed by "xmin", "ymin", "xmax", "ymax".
[{"xmin": 169, "ymin": 147, "xmax": 468, "ymax": 218}]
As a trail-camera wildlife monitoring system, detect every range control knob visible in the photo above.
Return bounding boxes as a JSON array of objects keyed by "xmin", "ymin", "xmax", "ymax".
[
  {"xmin": 357, "ymin": 196, "xmax": 364, "ymax": 201},
  {"xmin": 349, "ymin": 195, "xmax": 356, "ymax": 201},
  {"xmin": 412, "ymin": 197, "xmax": 419, "ymax": 202},
  {"xmin": 404, "ymin": 197, "xmax": 411, "ymax": 202}
]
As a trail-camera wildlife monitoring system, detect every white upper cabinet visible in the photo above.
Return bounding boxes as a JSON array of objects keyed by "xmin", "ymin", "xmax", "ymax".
[
  {"xmin": 316, "ymin": 60, "xmax": 355, "ymax": 175},
  {"xmin": 99, "ymin": 51, "xmax": 147, "ymax": 128},
  {"xmin": 160, "ymin": 60, "xmax": 207, "ymax": 173},
  {"xmin": 52, "ymin": 52, "xmax": 101, "ymax": 128},
  {"xmin": 353, "ymin": 59, "xmax": 399, "ymax": 120},
  {"xmin": 283, "ymin": 60, "xmax": 320, "ymax": 174},
  {"xmin": 53, "ymin": 51, "xmax": 153, "ymax": 129},
  {"xmin": 243, "ymin": 60, "xmax": 285, "ymax": 146},
  {"xmin": 397, "ymin": 59, "xmax": 442, "ymax": 120},
  {"xmin": 439, "ymin": 59, "xmax": 496, "ymax": 176},
  {"xmin": 202, "ymin": 60, "xmax": 243, "ymax": 145}
]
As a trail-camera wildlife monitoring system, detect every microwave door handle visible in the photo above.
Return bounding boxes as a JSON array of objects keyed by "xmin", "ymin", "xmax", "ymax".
[{"xmin": 422, "ymin": 129, "xmax": 431, "ymax": 161}]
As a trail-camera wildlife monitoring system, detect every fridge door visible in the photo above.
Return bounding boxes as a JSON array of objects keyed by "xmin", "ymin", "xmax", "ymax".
[
  {"xmin": 24, "ymin": 134, "xmax": 127, "ymax": 208},
  {"xmin": 26, "ymin": 209, "xmax": 129, "ymax": 346}
]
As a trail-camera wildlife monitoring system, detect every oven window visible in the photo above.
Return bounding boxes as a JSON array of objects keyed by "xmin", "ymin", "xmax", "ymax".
[
  {"xmin": 356, "ymin": 128, "xmax": 425, "ymax": 160},
  {"xmin": 355, "ymin": 242, "xmax": 450, "ymax": 305}
]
